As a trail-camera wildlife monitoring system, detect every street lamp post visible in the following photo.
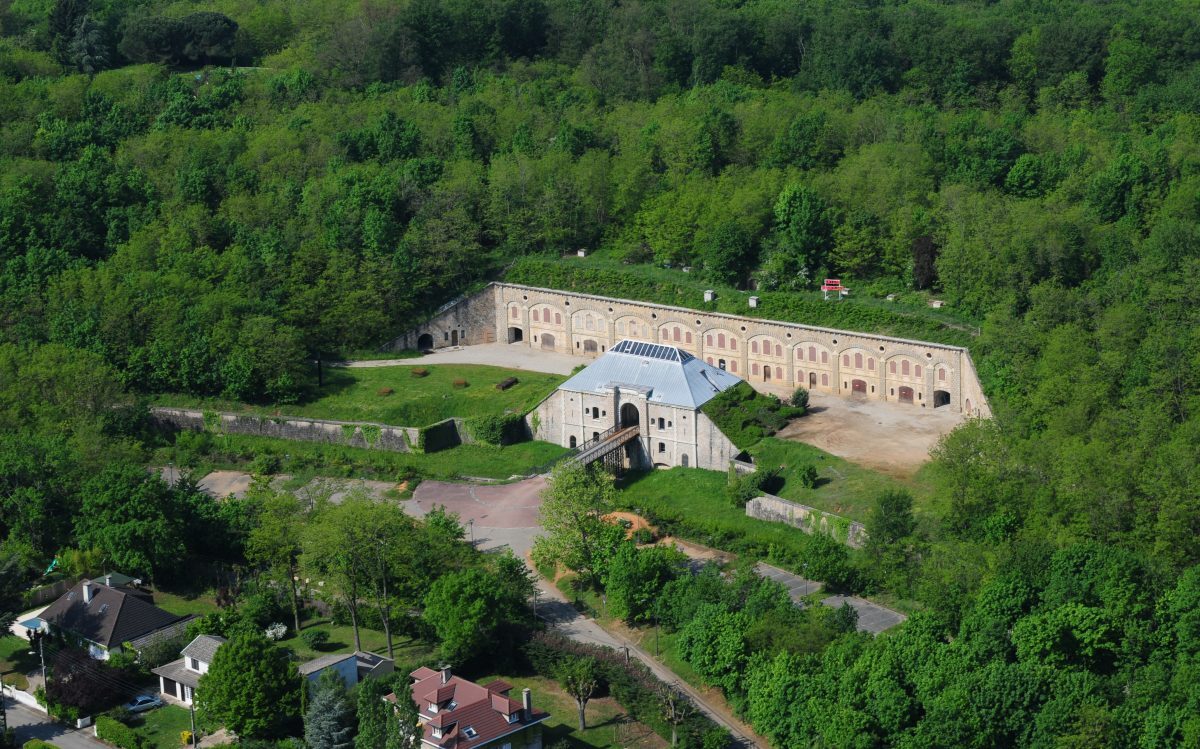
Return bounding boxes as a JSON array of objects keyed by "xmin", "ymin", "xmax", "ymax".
[
  {"xmin": 467, "ymin": 519, "xmax": 474, "ymax": 546},
  {"xmin": 803, "ymin": 563, "xmax": 809, "ymax": 597}
]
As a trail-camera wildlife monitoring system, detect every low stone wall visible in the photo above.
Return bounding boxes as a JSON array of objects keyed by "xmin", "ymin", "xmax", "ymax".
[
  {"xmin": 151, "ymin": 407, "xmax": 422, "ymax": 452},
  {"xmin": 746, "ymin": 494, "xmax": 868, "ymax": 548},
  {"xmin": 2, "ymin": 684, "xmax": 46, "ymax": 713}
]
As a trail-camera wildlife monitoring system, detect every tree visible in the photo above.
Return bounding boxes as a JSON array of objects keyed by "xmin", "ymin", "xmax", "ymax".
[
  {"xmin": 533, "ymin": 463, "xmax": 620, "ymax": 588},
  {"xmin": 422, "ymin": 557, "xmax": 534, "ymax": 665},
  {"xmin": 75, "ymin": 463, "xmax": 185, "ymax": 581},
  {"xmin": 699, "ymin": 220, "xmax": 757, "ymax": 287},
  {"xmin": 556, "ymin": 656, "xmax": 599, "ymax": 730},
  {"xmin": 246, "ymin": 488, "xmax": 305, "ymax": 635},
  {"xmin": 197, "ymin": 629, "xmax": 299, "ymax": 739},
  {"xmin": 305, "ymin": 671, "xmax": 356, "ymax": 749},
  {"xmin": 46, "ymin": 647, "xmax": 132, "ymax": 716},
  {"xmin": 69, "ymin": 14, "xmax": 109, "ymax": 73},
  {"xmin": 48, "ymin": 0, "xmax": 87, "ymax": 65},
  {"xmin": 302, "ymin": 500, "xmax": 372, "ymax": 652},
  {"xmin": 658, "ymin": 681, "xmax": 697, "ymax": 748},
  {"xmin": 604, "ymin": 543, "xmax": 685, "ymax": 623},
  {"xmin": 869, "ymin": 490, "xmax": 916, "ymax": 548}
]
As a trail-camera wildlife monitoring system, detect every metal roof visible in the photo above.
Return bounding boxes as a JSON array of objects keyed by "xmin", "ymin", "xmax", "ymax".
[{"xmin": 557, "ymin": 339, "xmax": 742, "ymax": 409}]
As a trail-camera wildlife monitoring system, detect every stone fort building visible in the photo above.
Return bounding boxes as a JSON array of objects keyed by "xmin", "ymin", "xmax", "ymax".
[{"xmin": 391, "ymin": 282, "xmax": 990, "ymax": 418}]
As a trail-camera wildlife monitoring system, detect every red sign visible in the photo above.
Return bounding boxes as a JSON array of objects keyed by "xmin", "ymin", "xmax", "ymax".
[{"xmin": 823, "ymin": 278, "xmax": 842, "ymax": 288}]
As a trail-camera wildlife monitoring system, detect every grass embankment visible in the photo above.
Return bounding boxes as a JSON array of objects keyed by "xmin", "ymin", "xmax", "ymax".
[
  {"xmin": 470, "ymin": 671, "xmax": 667, "ymax": 749},
  {"xmin": 506, "ymin": 255, "xmax": 978, "ymax": 345},
  {"xmin": 154, "ymin": 364, "xmax": 565, "ymax": 428},
  {"xmin": 700, "ymin": 382, "xmax": 803, "ymax": 450},
  {"xmin": 0, "ymin": 635, "xmax": 35, "ymax": 690},
  {"xmin": 131, "ymin": 705, "xmax": 195, "ymax": 748},
  {"xmin": 163, "ymin": 433, "xmax": 571, "ymax": 482}
]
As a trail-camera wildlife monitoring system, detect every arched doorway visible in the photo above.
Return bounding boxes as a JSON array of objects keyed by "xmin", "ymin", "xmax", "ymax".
[
  {"xmin": 417, "ymin": 333, "xmax": 433, "ymax": 350},
  {"xmin": 508, "ymin": 327, "xmax": 523, "ymax": 343},
  {"xmin": 933, "ymin": 390, "xmax": 950, "ymax": 408},
  {"xmin": 966, "ymin": 398, "xmax": 973, "ymax": 413},
  {"xmin": 620, "ymin": 403, "xmax": 639, "ymax": 428},
  {"xmin": 569, "ymin": 435, "xmax": 577, "ymax": 448},
  {"xmin": 681, "ymin": 454, "xmax": 689, "ymax": 467},
  {"xmin": 583, "ymin": 339, "xmax": 598, "ymax": 354},
  {"xmin": 898, "ymin": 386, "xmax": 914, "ymax": 403},
  {"xmin": 541, "ymin": 333, "xmax": 556, "ymax": 350},
  {"xmin": 450, "ymin": 330, "xmax": 458, "ymax": 346},
  {"xmin": 851, "ymin": 379, "xmax": 867, "ymax": 394},
  {"xmin": 763, "ymin": 366, "xmax": 772, "ymax": 382},
  {"xmin": 809, "ymin": 372, "xmax": 817, "ymax": 388}
]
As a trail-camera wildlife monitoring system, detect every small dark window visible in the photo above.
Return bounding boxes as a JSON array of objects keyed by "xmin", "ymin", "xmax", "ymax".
[
  {"xmin": 658, "ymin": 442, "xmax": 666, "ymax": 453},
  {"xmin": 569, "ymin": 436, "xmax": 577, "ymax": 448}
]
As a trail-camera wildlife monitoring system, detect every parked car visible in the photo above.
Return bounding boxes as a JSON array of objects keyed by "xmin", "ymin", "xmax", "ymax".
[{"xmin": 124, "ymin": 695, "xmax": 163, "ymax": 713}]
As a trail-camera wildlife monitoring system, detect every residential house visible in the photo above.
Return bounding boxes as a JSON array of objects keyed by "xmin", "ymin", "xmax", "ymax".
[
  {"xmin": 39, "ymin": 579, "xmax": 192, "ymax": 661},
  {"xmin": 300, "ymin": 651, "xmax": 395, "ymax": 688},
  {"xmin": 388, "ymin": 667, "xmax": 548, "ymax": 749},
  {"xmin": 151, "ymin": 635, "xmax": 226, "ymax": 706}
]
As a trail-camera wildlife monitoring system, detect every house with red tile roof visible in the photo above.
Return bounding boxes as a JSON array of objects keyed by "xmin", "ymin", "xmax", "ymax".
[{"xmin": 388, "ymin": 667, "xmax": 549, "ymax": 749}]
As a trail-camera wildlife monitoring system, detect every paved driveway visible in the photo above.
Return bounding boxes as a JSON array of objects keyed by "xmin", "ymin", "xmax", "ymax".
[
  {"xmin": 7, "ymin": 701, "xmax": 107, "ymax": 749},
  {"xmin": 754, "ymin": 562, "xmax": 905, "ymax": 634},
  {"xmin": 408, "ymin": 476, "xmax": 547, "ymax": 556}
]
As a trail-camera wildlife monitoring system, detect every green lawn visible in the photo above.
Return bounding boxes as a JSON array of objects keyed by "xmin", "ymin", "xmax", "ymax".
[
  {"xmin": 276, "ymin": 617, "xmax": 436, "ymax": 665},
  {"xmin": 170, "ymin": 433, "xmax": 570, "ymax": 481},
  {"xmin": 0, "ymin": 635, "xmax": 36, "ymax": 691},
  {"xmin": 149, "ymin": 589, "xmax": 222, "ymax": 618},
  {"xmin": 747, "ymin": 438, "xmax": 927, "ymax": 523},
  {"xmin": 470, "ymin": 672, "xmax": 666, "ymax": 749},
  {"xmin": 132, "ymin": 704, "xmax": 197, "ymax": 749},
  {"xmin": 154, "ymin": 364, "xmax": 565, "ymax": 428}
]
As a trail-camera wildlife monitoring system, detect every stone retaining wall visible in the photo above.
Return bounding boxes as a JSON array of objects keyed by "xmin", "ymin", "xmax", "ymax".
[
  {"xmin": 150, "ymin": 407, "xmax": 424, "ymax": 452},
  {"xmin": 746, "ymin": 494, "xmax": 868, "ymax": 548}
]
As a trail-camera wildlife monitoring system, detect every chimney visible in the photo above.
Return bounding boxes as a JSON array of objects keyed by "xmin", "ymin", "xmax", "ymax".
[
  {"xmin": 522, "ymin": 688, "xmax": 532, "ymax": 721},
  {"xmin": 703, "ymin": 290, "xmax": 715, "ymax": 303},
  {"xmin": 104, "ymin": 574, "xmax": 113, "ymax": 587},
  {"xmin": 441, "ymin": 666, "xmax": 451, "ymax": 685},
  {"xmin": 82, "ymin": 581, "xmax": 93, "ymax": 604}
]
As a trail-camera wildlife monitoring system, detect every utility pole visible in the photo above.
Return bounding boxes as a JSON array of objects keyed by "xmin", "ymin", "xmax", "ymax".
[
  {"xmin": 189, "ymin": 703, "xmax": 198, "ymax": 748},
  {"xmin": 39, "ymin": 635, "xmax": 47, "ymax": 688}
]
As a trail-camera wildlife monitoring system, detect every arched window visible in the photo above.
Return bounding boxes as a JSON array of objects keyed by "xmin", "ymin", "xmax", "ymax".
[
  {"xmin": 657, "ymin": 417, "xmax": 665, "ymax": 429},
  {"xmin": 751, "ymin": 341, "xmax": 759, "ymax": 354},
  {"xmin": 662, "ymin": 329, "xmax": 670, "ymax": 340},
  {"xmin": 915, "ymin": 365, "xmax": 923, "ymax": 378},
  {"xmin": 821, "ymin": 373, "xmax": 828, "ymax": 386},
  {"xmin": 889, "ymin": 361, "xmax": 896, "ymax": 374},
  {"xmin": 809, "ymin": 346, "xmax": 816, "ymax": 361},
  {"xmin": 902, "ymin": 360, "xmax": 910, "ymax": 376},
  {"xmin": 752, "ymin": 363, "xmax": 760, "ymax": 375},
  {"xmin": 718, "ymin": 359, "xmax": 726, "ymax": 370},
  {"xmin": 731, "ymin": 338, "xmax": 738, "ymax": 350},
  {"xmin": 585, "ymin": 316, "xmax": 594, "ymax": 331},
  {"xmin": 821, "ymin": 351, "xmax": 828, "ymax": 363},
  {"xmin": 681, "ymin": 454, "xmax": 689, "ymax": 467},
  {"xmin": 775, "ymin": 344, "xmax": 782, "ymax": 357},
  {"xmin": 593, "ymin": 431, "xmax": 599, "ymax": 441},
  {"xmin": 511, "ymin": 307, "xmax": 519, "ymax": 319},
  {"xmin": 717, "ymin": 333, "xmax": 726, "ymax": 348},
  {"xmin": 843, "ymin": 354, "xmax": 850, "ymax": 366},
  {"xmin": 555, "ymin": 313, "xmax": 562, "ymax": 324},
  {"xmin": 868, "ymin": 358, "xmax": 875, "ymax": 371},
  {"xmin": 685, "ymin": 332, "xmax": 692, "ymax": 344},
  {"xmin": 706, "ymin": 334, "xmax": 713, "ymax": 346},
  {"xmin": 776, "ymin": 366, "xmax": 783, "ymax": 380},
  {"xmin": 569, "ymin": 435, "xmax": 577, "ymax": 448},
  {"xmin": 707, "ymin": 357, "xmax": 714, "ymax": 365},
  {"xmin": 591, "ymin": 407, "xmax": 599, "ymax": 419},
  {"xmin": 672, "ymin": 328, "xmax": 680, "ymax": 342},
  {"xmin": 616, "ymin": 321, "xmax": 625, "ymax": 334},
  {"xmin": 854, "ymin": 353, "xmax": 863, "ymax": 368},
  {"xmin": 533, "ymin": 309, "xmax": 540, "ymax": 322},
  {"xmin": 730, "ymin": 361, "xmax": 738, "ymax": 372},
  {"xmin": 939, "ymin": 368, "xmax": 946, "ymax": 381}
]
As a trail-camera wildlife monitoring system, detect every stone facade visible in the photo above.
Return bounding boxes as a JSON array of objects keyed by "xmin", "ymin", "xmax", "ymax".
[
  {"xmin": 746, "ymin": 494, "xmax": 869, "ymax": 548},
  {"xmin": 151, "ymin": 407, "xmax": 421, "ymax": 451},
  {"xmin": 529, "ymin": 387, "xmax": 740, "ymax": 471},
  {"xmin": 394, "ymin": 283, "xmax": 991, "ymax": 417}
]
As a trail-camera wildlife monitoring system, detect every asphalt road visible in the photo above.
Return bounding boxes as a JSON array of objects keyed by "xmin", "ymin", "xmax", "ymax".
[{"xmin": 5, "ymin": 700, "xmax": 107, "ymax": 749}]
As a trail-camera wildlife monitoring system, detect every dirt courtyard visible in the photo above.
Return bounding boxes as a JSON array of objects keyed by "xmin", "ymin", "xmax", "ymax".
[{"xmin": 777, "ymin": 392, "xmax": 964, "ymax": 477}]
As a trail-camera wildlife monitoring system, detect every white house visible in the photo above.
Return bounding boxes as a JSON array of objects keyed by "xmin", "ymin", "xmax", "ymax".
[
  {"xmin": 151, "ymin": 634, "xmax": 226, "ymax": 705},
  {"xmin": 529, "ymin": 339, "xmax": 744, "ymax": 470}
]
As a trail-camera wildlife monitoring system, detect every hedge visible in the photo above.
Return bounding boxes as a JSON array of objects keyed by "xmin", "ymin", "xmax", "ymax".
[
  {"xmin": 96, "ymin": 716, "xmax": 145, "ymax": 749},
  {"xmin": 465, "ymin": 413, "xmax": 527, "ymax": 446},
  {"xmin": 526, "ymin": 632, "xmax": 730, "ymax": 749},
  {"xmin": 23, "ymin": 740, "xmax": 59, "ymax": 749}
]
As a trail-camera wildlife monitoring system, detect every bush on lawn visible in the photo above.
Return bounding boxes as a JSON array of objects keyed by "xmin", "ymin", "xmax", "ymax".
[
  {"xmin": 410, "ymin": 368, "xmax": 429, "ymax": 378},
  {"xmin": 789, "ymin": 387, "xmax": 809, "ymax": 409},
  {"xmin": 725, "ymin": 465, "xmax": 782, "ymax": 508},
  {"xmin": 300, "ymin": 629, "xmax": 330, "ymax": 651},
  {"xmin": 24, "ymin": 740, "xmax": 59, "ymax": 749},
  {"xmin": 96, "ymin": 716, "xmax": 146, "ymax": 749}
]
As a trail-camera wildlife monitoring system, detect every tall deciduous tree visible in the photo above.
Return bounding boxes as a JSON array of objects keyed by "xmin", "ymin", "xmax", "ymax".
[
  {"xmin": 246, "ymin": 487, "xmax": 305, "ymax": 635},
  {"xmin": 533, "ymin": 463, "xmax": 622, "ymax": 588},
  {"xmin": 557, "ymin": 656, "xmax": 598, "ymax": 730},
  {"xmin": 197, "ymin": 629, "xmax": 299, "ymax": 739},
  {"xmin": 422, "ymin": 553, "xmax": 535, "ymax": 665}
]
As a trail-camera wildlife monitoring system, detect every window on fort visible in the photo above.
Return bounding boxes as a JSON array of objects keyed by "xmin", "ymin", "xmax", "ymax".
[
  {"xmin": 854, "ymin": 353, "xmax": 863, "ymax": 368},
  {"xmin": 592, "ymin": 407, "xmax": 599, "ymax": 418},
  {"xmin": 731, "ymin": 361, "xmax": 738, "ymax": 372},
  {"xmin": 775, "ymin": 367, "xmax": 783, "ymax": 379},
  {"xmin": 533, "ymin": 309, "xmax": 540, "ymax": 322},
  {"xmin": 776, "ymin": 344, "xmax": 782, "ymax": 357},
  {"xmin": 657, "ymin": 417, "xmax": 665, "ymax": 429},
  {"xmin": 902, "ymin": 361, "xmax": 910, "ymax": 375},
  {"xmin": 821, "ymin": 351, "xmax": 828, "ymax": 363},
  {"xmin": 751, "ymin": 341, "xmax": 758, "ymax": 354},
  {"xmin": 673, "ymin": 328, "xmax": 681, "ymax": 342},
  {"xmin": 569, "ymin": 436, "xmax": 577, "ymax": 448},
  {"xmin": 731, "ymin": 338, "xmax": 738, "ymax": 350},
  {"xmin": 809, "ymin": 346, "xmax": 816, "ymax": 361},
  {"xmin": 586, "ymin": 317, "xmax": 594, "ymax": 331},
  {"xmin": 511, "ymin": 307, "xmax": 518, "ymax": 319},
  {"xmin": 686, "ymin": 332, "xmax": 692, "ymax": 344},
  {"xmin": 752, "ymin": 363, "xmax": 759, "ymax": 375},
  {"xmin": 939, "ymin": 368, "xmax": 946, "ymax": 381},
  {"xmin": 717, "ymin": 333, "xmax": 726, "ymax": 347},
  {"xmin": 821, "ymin": 373, "xmax": 828, "ymax": 386},
  {"xmin": 843, "ymin": 354, "xmax": 850, "ymax": 366},
  {"xmin": 668, "ymin": 420, "xmax": 672, "ymax": 427},
  {"xmin": 617, "ymin": 322, "xmax": 625, "ymax": 334},
  {"xmin": 707, "ymin": 357, "xmax": 713, "ymax": 365},
  {"xmin": 555, "ymin": 313, "xmax": 561, "ymax": 324},
  {"xmin": 706, "ymin": 334, "xmax": 713, "ymax": 346},
  {"xmin": 718, "ymin": 359, "xmax": 726, "ymax": 370},
  {"xmin": 890, "ymin": 361, "xmax": 896, "ymax": 374},
  {"xmin": 658, "ymin": 442, "xmax": 666, "ymax": 453},
  {"xmin": 868, "ymin": 358, "xmax": 875, "ymax": 371},
  {"xmin": 916, "ymin": 366, "xmax": 923, "ymax": 377}
]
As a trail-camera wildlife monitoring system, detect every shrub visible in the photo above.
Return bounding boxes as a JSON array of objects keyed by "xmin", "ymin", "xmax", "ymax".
[
  {"xmin": 467, "ymin": 413, "xmax": 526, "ymax": 446},
  {"xmin": 452, "ymin": 378, "xmax": 469, "ymax": 389},
  {"xmin": 726, "ymin": 466, "xmax": 782, "ymax": 508},
  {"xmin": 96, "ymin": 716, "xmax": 145, "ymax": 749},
  {"xmin": 24, "ymin": 740, "xmax": 59, "ymax": 749},
  {"xmin": 701, "ymin": 382, "xmax": 803, "ymax": 449},
  {"xmin": 264, "ymin": 622, "xmax": 288, "ymax": 641},
  {"xmin": 632, "ymin": 527, "xmax": 655, "ymax": 544},
  {"xmin": 411, "ymin": 368, "xmax": 429, "ymax": 378},
  {"xmin": 789, "ymin": 387, "xmax": 809, "ymax": 409},
  {"xmin": 300, "ymin": 629, "xmax": 330, "ymax": 651},
  {"xmin": 496, "ymin": 377, "xmax": 519, "ymax": 390},
  {"xmin": 377, "ymin": 387, "xmax": 394, "ymax": 396}
]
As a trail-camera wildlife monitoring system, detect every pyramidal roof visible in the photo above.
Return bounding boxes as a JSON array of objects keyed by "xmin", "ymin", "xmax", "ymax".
[{"xmin": 557, "ymin": 339, "xmax": 743, "ymax": 409}]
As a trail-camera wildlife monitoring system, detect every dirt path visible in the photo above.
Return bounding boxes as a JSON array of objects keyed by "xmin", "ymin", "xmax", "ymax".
[{"xmin": 334, "ymin": 342, "xmax": 589, "ymax": 375}]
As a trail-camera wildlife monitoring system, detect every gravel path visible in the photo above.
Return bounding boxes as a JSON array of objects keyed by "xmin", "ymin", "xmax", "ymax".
[{"xmin": 335, "ymin": 342, "xmax": 590, "ymax": 376}]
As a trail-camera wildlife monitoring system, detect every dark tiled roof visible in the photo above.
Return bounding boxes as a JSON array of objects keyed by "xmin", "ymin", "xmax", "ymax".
[
  {"xmin": 299, "ymin": 652, "xmax": 355, "ymax": 676},
  {"xmin": 41, "ymin": 582, "xmax": 186, "ymax": 649},
  {"xmin": 151, "ymin": 658, "xmax": 201, "ymax": 690},
  {"xmin": 482, "ymin": 679, "xmax": 513, "ymax": 694},
  {"xmin": 126, "ymin": 617, "xmax": 195, "ymax": 651},
  {"xmin": 181, "ymin": 635, "xmax": 226, "ymax": 664}
]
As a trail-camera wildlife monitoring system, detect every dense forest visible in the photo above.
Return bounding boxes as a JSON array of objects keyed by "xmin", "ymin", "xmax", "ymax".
[{"xmin": 2, "ymin": 0, "xmax": 1200, "ymax": 745}]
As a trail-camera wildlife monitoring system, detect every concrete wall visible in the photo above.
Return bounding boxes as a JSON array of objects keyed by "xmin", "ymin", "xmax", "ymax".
[
  {"xmin": 151, "ymin": 407, "xmax": 421, "ymax": 452},
  {"xmin": 393, "ymin": 283, "xmax": 990, "ymax": 417},
  {"xmin": 746, "ymin": 494, "xmax": 869, "ymax": 549},
  {"xmin": 384, "ymin": 289, "xmax": 498, "ymax": 351},
  {"xmin": 529, "ymin": 390, "xmax": 738, "ymax": 471}
]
